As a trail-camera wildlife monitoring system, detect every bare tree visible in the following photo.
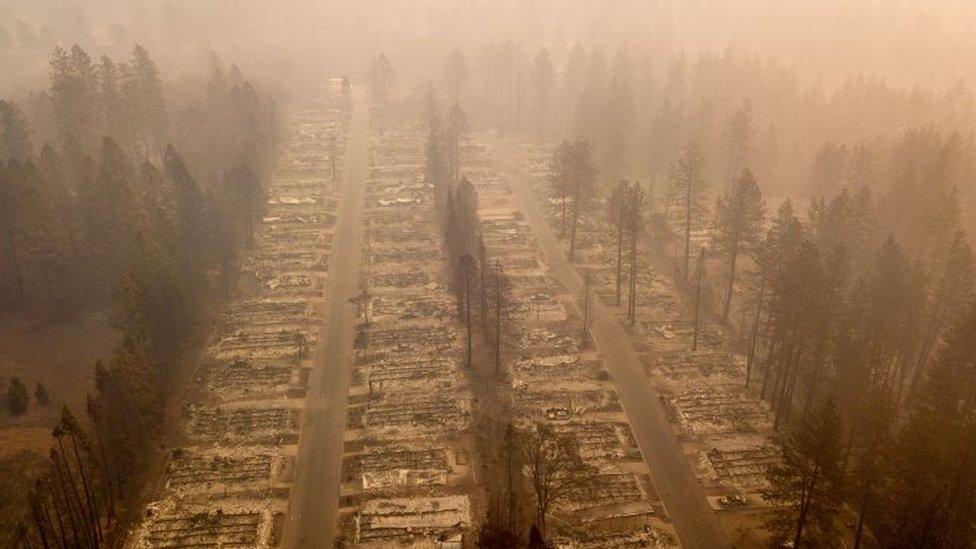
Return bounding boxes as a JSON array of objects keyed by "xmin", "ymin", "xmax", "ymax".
[{"xmin": 519, "ymin": 422, "xmax": 595, "ymax": 538}]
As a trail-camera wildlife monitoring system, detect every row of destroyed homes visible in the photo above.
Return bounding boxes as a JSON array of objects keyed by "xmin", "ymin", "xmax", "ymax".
[
  {"xmin": 333, "ymin": 126, "xmax": 474, "ymax": 547},
  {"xmin": 463, "ymin": 134, "xmax": 681, "ymax": 547},
  {"xmin": 127, "ymin": 96, "xmax": 348, "ymax": 548},
  {"xmin": 521, "ymin": 139, "xmax": 780, "ymax": 537}
]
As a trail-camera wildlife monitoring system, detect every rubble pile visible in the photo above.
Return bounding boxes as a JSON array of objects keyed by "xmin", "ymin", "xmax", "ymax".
[
  {"xmin": 128, "ymin": 99, "xmax": 348, "ymax": 548},
  {"xmin": 335, "ymin": 128, "xmax": 474, "ymax": 547}
]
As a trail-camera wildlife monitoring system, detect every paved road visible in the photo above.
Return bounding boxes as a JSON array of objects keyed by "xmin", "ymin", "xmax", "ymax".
[
  {"xmin": 501, "ymin": 145, "xmax": 730, "ymax": 549},
  {"xmin": 283, "ymin": 95, "xmax": 368, "ymax": 548}
]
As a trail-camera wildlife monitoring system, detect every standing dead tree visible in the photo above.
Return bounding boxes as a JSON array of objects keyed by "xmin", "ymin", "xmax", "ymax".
[{"xmin": 519, "ymin": 422, "xmax": 596, "ymax": 539}]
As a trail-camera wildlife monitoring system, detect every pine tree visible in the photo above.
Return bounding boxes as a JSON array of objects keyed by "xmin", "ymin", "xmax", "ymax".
[
  {"xmin": 486, "ymin": 261, "xmax": 513, "ymax": 376},
  {"xmin": 445, "ymin": 103, "xmax": 470, "ymax": 182},
  {"xmin": 712, "ymin": 168, "xmax": 766, "ymax": 321},
  {"xmin": 128, "ymin": 45, "xmax": 166, "ymax": 154},
  {"xmin": 763, "ymin": 400, "xmax": 846, "ymax": 548},
  {"xmin": 809, "ymin": 142, "xmax": 848, "ymax": 199},
  {"xmin": 669, "ymin": 141, "xmax": 707, "ymax": 281},
  {"xmin": 910, "ymin": 231, "xmax": 975, "ymax": 393},
  {"xmin": 624, "ymin": 181, "xmax": 647, "ymax": 325},
  {"xmin": 368, "ymin": 54, "xmax": 394, "ymax": 113},
  {"xmin": 443, "ymin": 46, "xmax": 468, "ymax": 103},
  {"xmin": 550, "ymin": 138, "xmax": 597, "ymax": 261},
  {"xmin": 32, "ymin": 383, "xmax": 50, "ymax": 408},
  {"xmin": 162, "ymin": 145, "xmax": 205, "ymax": 274},
  {"xmin": 723, "ymin": 99, "xmax": 754, "ymax": 185},
  {"xmin": 0, "ymin": 99, "xmax": 32, "ymax": 161},
  {"xmin": 607, "ymin": 180, "xmax": 629, "ymax": 306},
  {"xmin": 7, "ymin": 376, "xmax": 29, "ymax": 415},
  {"xmin": 49, "ymin": 45, "xmax": 97, "ymax": 151},
  {"xmin": 531, "ymin": 48, "xmax": 553, "ymax": 136},
  {"xmin": 601, "ymin": 50, "xmax": 635, "ymax": 182}
]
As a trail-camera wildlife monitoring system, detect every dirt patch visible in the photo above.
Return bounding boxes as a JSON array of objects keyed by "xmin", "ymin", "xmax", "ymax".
[
  {"xmin": 0, "ymin": 308, "xmax": 118, "ymax": 423},
  {"xmin": 0, "ymin": 308, "xmax": 118, "ymax": 543},
  {"xmin": 0, "ymin": 450, "xmax": 52, "ymax": 546}
]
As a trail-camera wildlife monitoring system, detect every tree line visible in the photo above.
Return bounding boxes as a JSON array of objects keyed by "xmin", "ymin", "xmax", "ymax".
[
  {"xmin": 3, "ymin": 44, "xmax": 277, "ymax": 547},
  {"xmin": 1, "ymin": 45, "xmax": 275, "ymax": 313},
  {"xmin": 430, "ymin": 42, "xmax": 976, "ymax": 215}
]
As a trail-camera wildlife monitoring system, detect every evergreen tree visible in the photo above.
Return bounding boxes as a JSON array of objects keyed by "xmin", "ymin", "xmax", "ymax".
[
  {"xmin": 607, "ymin": 180, "xmax": 629, "ymax": 306},
  {"xmin": 443, "ymin": 46, "xmax": 468, "ymax": 103},
  {"xmin": 668, "ymin": 141, "xmax": 707, "ymax": 281},
  {"xmin": 910, "ymin": 231, "xmax": 975, "ymax": 393},
  {"xmin": 624, "ymin": 181, "xmax": 646, "ymax": 325},
  {"xmin": 49, "ymin": 45, "xmax": 97, "ymax": 150},
  {"xmin": 162, "ymin": 145, "xmax": 205, "ymax": 273},
  {"xmin": 550, "ymin": 138, "xmax": 597, "ymax": 261},
  {"xmin": 763, "ymin": 400, "xmax": 846, "ymax": 548},
  {"xmin": 96, "ymin": 55, "xmax": 125, "ymax": 145},
  {"xmin": 34, "ymin": 383, "xmax": 50, "ymax": 407},
  {"xmin": 445, "ymin": 103, "xmax": 470, "ymax": 182},
  {"xmin": 712, "ymin": 168, "xmax": 766, "ymax": 321},
  {"xmin": 7, "ymin": 377, "xmax": 29, "ymax": 415},
  {"xmin": 601, "ymin": 50, "xmax": 635, "ymax": 182},
  {"xmin": 368, "ymin": 54, "xmax": 394, "ymax": 113},
  {"xmin": 723, "ymin": 99, "xmax": 754, "ymax": 186},
  {"xmin": 0, "ymin": 99, "xmax": 32, "ymax": 161},
  {"xmin": 530, "ymin": 48, "xmax": 553, "ymax": 137},
  {"xmin": 877, "ymin": 303, "xmax": 976, "ymax": 547},
  {"xmin": 127, "ymin": 45, "xmax": 166, "ymax": 154}
]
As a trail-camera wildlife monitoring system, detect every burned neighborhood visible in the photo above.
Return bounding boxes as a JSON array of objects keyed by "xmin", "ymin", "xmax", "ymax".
[{"xmin": 3, "ymin": 2, "xmax": 976, "ymax": 548}]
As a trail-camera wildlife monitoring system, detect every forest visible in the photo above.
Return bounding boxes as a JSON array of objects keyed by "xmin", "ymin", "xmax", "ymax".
[{"xmin": 1, "ymin": 40, "xmax": 277, "ymax": 546}]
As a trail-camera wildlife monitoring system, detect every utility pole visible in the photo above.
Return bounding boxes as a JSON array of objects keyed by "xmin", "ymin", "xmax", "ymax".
[
  {"xmin": 494, "ymin": 260, "xmax": 503, "ymax": 376},
  {"xmin": 461, "ymin": 254, "xmax": 474, "ymax": 370},
  {"xmin": 692, "ymin": 246, "xmax": 706, "ymax": 352},
  {"xmin": 329, "ymin": 134, "xmax": 338, "ymax": 183},
  {"xmin": 581, "ymin": 272, "xmax": 591, "ymax": 348},
  {"xmin": 505, "ymin": 422, "xmax": 516, "ymax": 540}
]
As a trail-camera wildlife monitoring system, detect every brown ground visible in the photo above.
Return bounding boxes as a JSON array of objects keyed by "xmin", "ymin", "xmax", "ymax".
[
  {"xmin": 0, "ymin": 308, "xmax": 119, "ymax": 431},
  {"xmin": 0, "ymin": 308, "xmax": 119, "ymax": 544}
]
